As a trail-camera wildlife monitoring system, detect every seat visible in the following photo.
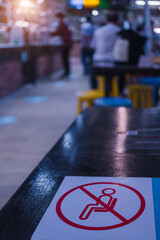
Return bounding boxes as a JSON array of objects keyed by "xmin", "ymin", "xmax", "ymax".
[
  {"xmin": 94, "ymin": 97, "xmax": 132, "ymax": 108},
  {"xmin": 76, "ymin": 76, "xmax": 105, "ymax": 115},
  {"xmin": 140, "ymin": 76, "xmax": 160, "ymax": 105},
  {"xmin": 109, "ymin": 74, "xmax": 131, "ymax": 97},
  {"xmin": 109, "ymin": 76, "xmax": 119, "ymax": 97},
  {"xmin": 127, "ymin": 84, "xmax": 154, "ymax": 108}
]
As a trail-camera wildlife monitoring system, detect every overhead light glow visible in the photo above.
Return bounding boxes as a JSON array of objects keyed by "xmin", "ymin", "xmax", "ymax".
[
  {"xmin": 148, "ymin": 0, "xmax": 160, "ymax": 5},
  {"xmin": 37, "ymin": 0, "xmax": 44, "ymax": 3},
  {"xmin": 20, "ymin": 0, "xmax": 34, "ymax": 8},
  {"xmin": 92, "ymin": 9, "xmax": 99, "ymax": 16},
  {"xmin": 154, "ymin": 28, "xmax": 160, "ymax": 33},
  {"xmin": 135, "ymin": 0, "xmax": 160, "ymax": 5},
  {"xmin": 135, "ymin": 0, "xmax": 145, "ymax": 5}
]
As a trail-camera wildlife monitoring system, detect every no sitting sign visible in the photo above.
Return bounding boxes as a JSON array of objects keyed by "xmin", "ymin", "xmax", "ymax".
[{"xmin": 32, "ymin": 176, "xmax": 160, "ymax": 240}]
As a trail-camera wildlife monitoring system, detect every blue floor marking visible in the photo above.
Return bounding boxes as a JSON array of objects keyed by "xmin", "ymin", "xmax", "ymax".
[
  {"xmin": 0, "ymin": 116, "xmax": 17, "ymax": 125},
  {"xmin": 53, "ymin": 81, "xmax": 65, "ymax": 86},
  {"xmin": 25, "ymin": 96, "xmax": 49, "ymax": 103}
]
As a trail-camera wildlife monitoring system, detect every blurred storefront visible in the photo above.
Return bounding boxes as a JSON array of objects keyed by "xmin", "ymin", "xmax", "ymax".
[
  {"xmin": 1, "ymin": 0, "xmax": 160, "ymax": 97},
  {"xmin": 0, "ymin": 0, "xmax": 66, "ymax": 98}
]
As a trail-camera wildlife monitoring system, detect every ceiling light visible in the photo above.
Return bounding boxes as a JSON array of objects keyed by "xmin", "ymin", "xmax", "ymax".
[
  {"xmin": 92, "ymin": 10, "xmax": 99, "ymax": 16},
  {"xmin": 135, "ymin": 0, "xmax": 145, "ymax": 5},
  {"xmin": 135, "ymin": 0, "xmax": 160, "ymax": 5},
  {"xmin": 148, "ymin": 1, "xmax": 160, "ymax": 5},
  {"xmin": 154, "ymin": 27, "xmax": 160, "ymax": 33}
]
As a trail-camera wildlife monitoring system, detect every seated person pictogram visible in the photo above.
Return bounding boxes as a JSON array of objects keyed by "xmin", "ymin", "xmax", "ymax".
[{"xmin": 79, "ymin": 188, "xmax": 117, "ymax": 220}]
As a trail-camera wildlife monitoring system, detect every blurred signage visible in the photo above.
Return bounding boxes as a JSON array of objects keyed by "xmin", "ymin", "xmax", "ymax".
[
  {"xmin": 99, "ymin": 0, "xmax": 111, "ymax": 8},
  {"xmin": 68, "ymin": 0, "xmax": 83, "ymax": 8},
  {"xmin": 84, "ymin": 0, "xmax": 99, "ymax": 7},
  {"xmin": 68, "ymin": 0, "xmax": 110, "ymax": 8}
]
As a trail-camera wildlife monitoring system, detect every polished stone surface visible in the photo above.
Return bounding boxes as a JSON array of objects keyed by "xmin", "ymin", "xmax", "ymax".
[{"xmin": 0, "ymin": 107, "xmax": 160, "ymax": 239}]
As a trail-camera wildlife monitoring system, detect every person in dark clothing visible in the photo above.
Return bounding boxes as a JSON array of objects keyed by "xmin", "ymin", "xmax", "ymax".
[
  {"xmin": 80, "ymin": 16, "xmax": 94, "ymax": 75},
  {"xmin": 115, "ymin": 29, "xmax": 147, "ymax": 65},
  {"xmin": 113, "ymin": 29, "xmax": 147, "ymax": 94},
  {"xmin": 50, "ymin": 12, "xmax": 73, "ymax": 77}
]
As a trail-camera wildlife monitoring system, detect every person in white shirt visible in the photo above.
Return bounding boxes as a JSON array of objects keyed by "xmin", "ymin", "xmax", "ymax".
[
  {"xmin": 90, "ymin": 12, "xmax": 121, "ymax": 92},
  {"xmin": 92, "ymin": 12, "xmax": 120, "ymax": 62},
  {"xmin": 81, "ymin": 16, "xmax": 94, "ymax": 74}
]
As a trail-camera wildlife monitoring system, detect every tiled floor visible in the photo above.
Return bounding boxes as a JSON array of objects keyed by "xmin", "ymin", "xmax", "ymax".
[{"xmin": 0, "ymin": 58, "xmax": 89, "ymax": 209}]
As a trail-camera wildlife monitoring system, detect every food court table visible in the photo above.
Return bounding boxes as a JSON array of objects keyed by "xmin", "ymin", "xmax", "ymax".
[
  {"xmin": 92, "ymin": 63, "xmax": 160, "ymax": 76},
  {"xmin": 92, "ymin": 63, "xmax": 160, "ymax": 99},
  {"xmin": 0, "ymin": 107, "xmax": 160, "ymax": 239}
]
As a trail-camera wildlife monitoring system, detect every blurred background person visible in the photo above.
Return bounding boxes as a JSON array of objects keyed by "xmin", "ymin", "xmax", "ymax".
[
  {"xmin": 80, "ymin": 15, "xmax": 94, "ymax": 75},
  {"xmin": 91, "ymin": 11, "xmax": 120, "ymax": 64},
  {"xmin": 137, "ymin": 23, "xmax": 145, "ymax": 37},
  {"xmin": 151, "ymin": 20, "xmax": 160, "ymax": 56},
  {"xmin": 50, "ymin": 12, "xmax": 73, "ymax": 78},
  {"xmin": 90, "ymin": 11, "xmax": 121, "ymax": 93}
]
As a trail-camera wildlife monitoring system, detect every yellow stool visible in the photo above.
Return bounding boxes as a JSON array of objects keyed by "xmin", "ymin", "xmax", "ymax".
[
  {"xmin": 125, "ymin": 74, "xmax": 131, "ymax": 83},
  {"xmin": 127, "ymin": 84, "xmax": 154, "ymax": 108},
  {"xmin": 109, "ymin": 74, "xmax": 131, "ymax": 97},
  {"xmin": 109, "ymin": 76, "xmax": 119, "ymax": 97},
  {"xmin": 76, "ymin": 76, "xmax": 105, "ymax": 115}
]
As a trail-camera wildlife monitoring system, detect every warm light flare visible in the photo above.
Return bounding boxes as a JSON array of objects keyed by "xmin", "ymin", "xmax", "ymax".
[
  {"xmin": 19, "ymin": 0, "xmax": 34, "ymax": 8},
  {"xmin": 37, "ymin": 0, "xmax": 44, "ymax": 3}
]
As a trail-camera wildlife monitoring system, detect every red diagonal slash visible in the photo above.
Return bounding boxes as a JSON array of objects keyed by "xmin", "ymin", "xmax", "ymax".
[{"xmin": 80, "ymin": 186, "xmax": 127, "ymax": 223}]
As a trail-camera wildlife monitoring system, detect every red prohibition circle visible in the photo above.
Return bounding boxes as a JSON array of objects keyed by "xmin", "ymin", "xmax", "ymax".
[{"xmin": 56, "ymin": 182, "xmax": 145, "ymax": 231}]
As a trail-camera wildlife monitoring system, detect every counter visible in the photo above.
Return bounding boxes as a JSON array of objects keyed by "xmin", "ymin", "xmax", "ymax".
[{"xmin": 0, "ymin": 44, "xmax": 63, "ymax": 98}]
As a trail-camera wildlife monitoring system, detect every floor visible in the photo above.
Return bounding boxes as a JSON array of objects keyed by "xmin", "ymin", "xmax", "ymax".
[{"xmin": 0, "ymin": 57, "xmax": 89, "ymax": 209}]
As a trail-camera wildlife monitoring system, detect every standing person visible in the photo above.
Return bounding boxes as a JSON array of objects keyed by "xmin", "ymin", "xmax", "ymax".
[
  {"xmin": 80, "ymin": 16, "xmax": 94, "ymax": 75},
  {"xmin": 151, "ymin": 21, "xmax": 160, "ymax": 56},
  {"xmin": 50, "ymin": 12, "xmax": 73, "ymax": 78},
  {"xmin": 92, "ymin": 12, "xmax": 120, "ymax": 63},
  {"xmin": 91, "ymin": 12, "xmax": 121, "ymax": 93}
]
